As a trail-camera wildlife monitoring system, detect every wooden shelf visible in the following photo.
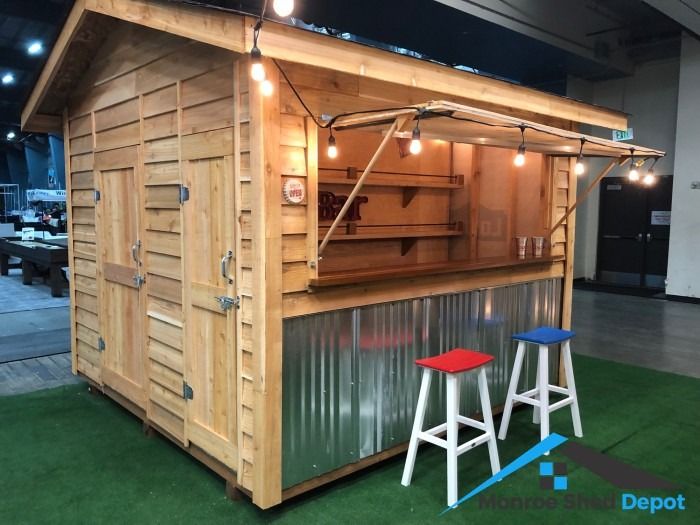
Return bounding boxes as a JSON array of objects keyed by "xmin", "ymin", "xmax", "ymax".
[
  {"xmin": 319, "ymin": 167, "xmax": 463, "ymax": 191},
  {"xmin": 310, "ymin": 255, "xmax": 565, "ymax": 288},
  {"xmin": 322, "ymin": 227, "xmax": 463, "ymax": 241}
]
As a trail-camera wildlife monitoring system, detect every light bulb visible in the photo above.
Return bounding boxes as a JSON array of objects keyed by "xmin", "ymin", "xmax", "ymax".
[
  {"xmin": 327, "ymin": 135, "xmax": 338, "ymax": 159},
  {"xmin": 6, "ymin": 131, "xmax": 16, "ymax": 140},
  {"xmin": 273, "ymin": 0, "xmax": 294, "ymax": 17},
  {"xmin": 261, "ymin": 79, "xmax": 273, "ymax": 96},
  {"xmin": 574, "ymin": 157, "xmax": 585, "ymax": 175},
  {"xmin": 643, "ymin": 168, "xmax": 656, "ymax": 186},
  {"xmin": 628, "ymin": 168, "xmax": 639, "ymax": 182},
  {"xmin": 251, "ymin": 62, "xmax": 265, "ymax": 82},
  {"xmin": 250, "ymin": 46, "xmax": 265, "ymax": 82},
  {"xmin": 514, "ymin": 144, "xmax": 526, "ymax": 167},
  {"xmin": 1, "ymin": 72, "xmax": 14, "ymax": 85},
  {"xmin": 409, "ymin": 126, "xmax": 422, "ymax": 155}
]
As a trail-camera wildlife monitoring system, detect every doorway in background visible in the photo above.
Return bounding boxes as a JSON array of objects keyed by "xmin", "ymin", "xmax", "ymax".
[{"xmin": 597, "ymin": 175, "xmax": 673, "ymax": 289}]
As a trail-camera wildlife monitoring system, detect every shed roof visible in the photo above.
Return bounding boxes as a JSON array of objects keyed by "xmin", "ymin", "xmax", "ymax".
[{"xmin": 23, "ymin": 0, "xmax": 629, "ymax": 133}]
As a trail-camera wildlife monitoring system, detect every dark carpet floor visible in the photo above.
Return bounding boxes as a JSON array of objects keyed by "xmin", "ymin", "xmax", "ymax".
[{"xmin": 0, "ymin": 354, "xmax": 698, "ymax": 524}]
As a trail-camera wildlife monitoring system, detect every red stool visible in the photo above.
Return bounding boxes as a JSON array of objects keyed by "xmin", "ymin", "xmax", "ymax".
[{"xmin": 401, "ymin": 349, "xmax": 501, "ymax": 506}]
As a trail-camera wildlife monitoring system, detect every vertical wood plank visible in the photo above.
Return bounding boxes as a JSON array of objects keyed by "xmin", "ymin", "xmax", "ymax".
[
  {"xmin": 64, "ymin": 110, "xmax": 79, "ymax": 374},
  {"xmin": 250, "ymin": 58, "xmax": 283, "ymax": 508},
  {"xmin": 559, "ymin": 157, "xmax": 577, "ymax": 387}
]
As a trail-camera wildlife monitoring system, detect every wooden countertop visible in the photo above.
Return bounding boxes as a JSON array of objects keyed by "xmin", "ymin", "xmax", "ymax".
[{"xmin": 310, "ymin": 255, "xmax": 565, "ymax": 288}]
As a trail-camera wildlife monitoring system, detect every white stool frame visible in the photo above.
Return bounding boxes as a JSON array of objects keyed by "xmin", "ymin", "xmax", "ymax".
[
  {"xmin": 401, "ymin": 367, "xmax": 501, "ymax": 507},
  {"xmin": 498, "ymin": 339, "xmax": 582, "ymax": 446}
]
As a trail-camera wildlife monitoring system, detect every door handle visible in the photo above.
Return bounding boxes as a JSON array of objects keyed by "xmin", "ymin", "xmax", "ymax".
[
  {"xmin": 220, "ymin": 250, "xmax": 233, "ymax": 283},
  {"xmin": 646, "ymin": 233, "xmax": 652, "ymax": 242},
  {"xmin": 131, "ymin": 240, "xmax": 141, "ymax": 264},
  {"xmin": 636, "ymin": 233, "xmax": 643, "ymax": 242}
]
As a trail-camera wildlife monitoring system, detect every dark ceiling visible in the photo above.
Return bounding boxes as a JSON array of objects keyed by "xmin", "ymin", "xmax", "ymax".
[{"xmin": 0, "ymin": 0, "xmax": 684, "ymax": 139}]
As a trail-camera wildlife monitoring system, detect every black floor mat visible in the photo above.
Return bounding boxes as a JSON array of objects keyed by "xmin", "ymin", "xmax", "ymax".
[
  {"xmin": 0, "ymin": 328, "xmax": 70, "ymax": 364},
  {"xmin": 573, "ymin": 280, "xmax": 665, "ymax": 299}
]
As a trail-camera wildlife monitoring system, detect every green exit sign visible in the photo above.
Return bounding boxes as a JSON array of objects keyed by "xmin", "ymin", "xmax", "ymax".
[{"xmin": 612, "ymin": 128, "xmax": 634, "ymax": 141}]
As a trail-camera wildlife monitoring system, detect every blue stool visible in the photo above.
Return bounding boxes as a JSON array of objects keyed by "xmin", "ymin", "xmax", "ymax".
[{"xmin": 498, "ymin": 327, "xmax": 582, "ymax": 445}]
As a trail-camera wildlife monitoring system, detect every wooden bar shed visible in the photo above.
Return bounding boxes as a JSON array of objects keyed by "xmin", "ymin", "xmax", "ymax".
[{"xmin": 23, "ymin": 0, "xmax": 664, "ymax": 509}]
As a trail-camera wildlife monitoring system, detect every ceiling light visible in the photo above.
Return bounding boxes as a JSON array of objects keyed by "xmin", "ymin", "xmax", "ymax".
[
  {"xmin": 273, "ymin": 0, "xmax": 294, "ymax": 17},
  {"xmin": 6, "ymin": 131, "xmax": 16, "ymax": 140},
  {"xmin": 1, "ymin": 73, "xmax": 14, "ymax": 85},
  {"xmin": 628, "ymin": 148, "xmax": 640, "ymax": 182},
  {"xmin": 27, "ymin": 41, "xmax": 43, "ymax": 55}
]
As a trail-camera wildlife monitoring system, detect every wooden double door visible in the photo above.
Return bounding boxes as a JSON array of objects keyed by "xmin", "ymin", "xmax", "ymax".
[{"xmin": 94, "ymin": 151, "xmax": 238, "ymax": 469}]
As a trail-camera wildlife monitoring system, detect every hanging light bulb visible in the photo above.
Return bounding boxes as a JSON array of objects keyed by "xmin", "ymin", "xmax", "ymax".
[
  {"xmin": 643, "ymin": 158, "xmax": 658, "ymax": 186},
  {"xmin": 261, "ymin": 79, "xmax": 274, "ymax": 96},
  {"xmin": 409, "ymin": 124, "xmax": 422, "ymax": 155},
  {"xmin": 327, "ymin": 131, "xmax": 338, "ymax": 159},
  {"xmin": 628, "ymin": 148, "xmax": 640, "ymax": 181},
  {"xmin": 273, "ymin": 0, "xmax": 294, "ymax": 17},
  {"xmin": 514, "ymin": 126, "xmax": 526, "ymax": 167},
  {"xmin": 250, "ymin": 45, "xmax": 265, "ymax": 82},
  {"xmin": 574, "ymin": 138, "xmax": 586, "ymax": 175}
]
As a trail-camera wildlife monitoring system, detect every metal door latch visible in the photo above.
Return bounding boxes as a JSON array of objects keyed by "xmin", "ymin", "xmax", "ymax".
[
  {"xmin": 215, "ymin": 295, "xmax": 240, "ymax": 311},
  {"xmin": 133, "ymin": 274, "xmax": 146, "ymax": 288}
]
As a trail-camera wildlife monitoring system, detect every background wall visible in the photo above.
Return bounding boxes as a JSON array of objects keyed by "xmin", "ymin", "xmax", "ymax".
[{"xmin": 567, "ymin": 58, "xmax": 680, "ymax": 281}]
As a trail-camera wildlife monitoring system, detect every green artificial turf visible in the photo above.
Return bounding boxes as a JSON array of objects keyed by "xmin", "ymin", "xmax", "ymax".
[{"xmin": 1, "ymin": 354, "xmax": 698, "ymax": 524}]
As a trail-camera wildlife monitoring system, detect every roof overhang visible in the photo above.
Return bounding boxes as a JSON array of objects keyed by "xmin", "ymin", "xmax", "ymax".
[
  {"xmin": 22, "ymin": 0, "xmax": 629, "ymax": 132},
  {"xmin": 331, "ymin": 101, "xmax": 665, "ymax": 158}
]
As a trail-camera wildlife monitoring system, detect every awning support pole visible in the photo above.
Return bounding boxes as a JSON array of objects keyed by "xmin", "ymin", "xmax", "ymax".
[
  {"xmin": 549, "ymin": 158, "xmax": 628, "ymax": 236},
  {"xmin": 318, "ymin": 116, "xmax": 408, "ymax": 256}
]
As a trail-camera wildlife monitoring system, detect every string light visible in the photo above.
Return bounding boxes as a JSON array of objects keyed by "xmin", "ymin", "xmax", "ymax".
[
  {"xmin": 574, "ymin": 138, "xmax": 586, "ymax": 175},
  {"xmin": 643, "ymin": 158, "xmax": 658, "ymax": 186},
  {"xmin": 250, "ymin": 44, "xmax": 265, "ymax": 82},
  {"xmin": 409, "ymin": 118, "xmax": 422, "ymax": 155},
  {"xmin": 327, "ymin": 129, "xmax": 338, "ymax": 159},
  {"xmin": 514, "ymin": 126, "xmax": 526, "ymax": 167},
  {"xmin": 273, "ymin": 0, "xmax": 294, "ymax": 17},
  {"xmin": 628, "ymin": 148, "xmax": 640, "ymax": 182}
]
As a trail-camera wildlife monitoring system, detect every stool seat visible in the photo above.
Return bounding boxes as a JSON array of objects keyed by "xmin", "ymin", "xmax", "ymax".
[
  {"xmin": 416, "ymin": 348, "xmax": 494, "ymax": 374},
  {"xmin": 512, "ymin": 326, "xmax": 575, "ymax": 345}
]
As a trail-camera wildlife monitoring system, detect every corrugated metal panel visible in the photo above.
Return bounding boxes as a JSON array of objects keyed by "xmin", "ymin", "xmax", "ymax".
[{"xmin": 282, "ymin": 278, "xmax": 562, "ymax": 488}]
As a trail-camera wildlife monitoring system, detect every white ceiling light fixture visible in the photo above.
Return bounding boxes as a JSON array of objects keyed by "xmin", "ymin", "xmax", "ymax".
[
  {"xmin": 27, "ymin": 41, "xmax": 43, "ymax": 55},
  {"xmin": 6, "ymin": 131, "xmax": 16, "ymax": 140},
  {"xmin": 1, "ymin": 72, "xmax": 15, "ymax": 85}
]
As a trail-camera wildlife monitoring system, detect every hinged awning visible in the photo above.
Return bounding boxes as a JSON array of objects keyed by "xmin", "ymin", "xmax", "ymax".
[{"xmin": 331, "ymin": 100, "xmax": 665, "ymax": 158}]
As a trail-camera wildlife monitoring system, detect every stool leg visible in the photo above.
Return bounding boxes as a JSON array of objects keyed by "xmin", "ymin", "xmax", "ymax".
[
  {"xmin": 478, "ymin": 368, "xmax": 501, "ymax": 475},
  {"xmin": 401, "ymin": 369, "xmax": 432, "ymax": 487},
  {"xmin": 533, "ymin": 357, "xmax": 540, "ymax": 424},
  {"xmin": 446, "ymin": 372, "xmax": 460, "ymax": 507},
  {"xmin": 562, "ymin": 340, "xmax": 583, "ymax": 438},
  {"xmin": 538, "ymin": 344, "xmax": 550, "ymax": 453},
  {"xmin": 498, "ymin": 341, "xmax": 525, "ymax": 440}
]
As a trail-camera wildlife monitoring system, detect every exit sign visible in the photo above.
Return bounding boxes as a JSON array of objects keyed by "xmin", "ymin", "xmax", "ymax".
[{"xmin": 612, "ymin": 128, "xmax": 634, "ymax": 142}]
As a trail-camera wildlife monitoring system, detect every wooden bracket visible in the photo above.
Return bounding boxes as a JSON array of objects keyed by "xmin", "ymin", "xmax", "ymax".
[
  {"xmin": 402, "ymin": 187, "xmax": 419, "ymax": 208},
  {"xmin": 346, "ymin": 166, "xmax": 358, "ymax": 180},
  {"xmin": 549, "ymin": 158, "xmax": 627, "ymax": 236},
  {"xmin": 345, "ymin": 222, "xmax": 357, "ymax": 235}
]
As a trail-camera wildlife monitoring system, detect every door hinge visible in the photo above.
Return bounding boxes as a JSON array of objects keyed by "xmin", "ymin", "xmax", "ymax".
[
  {"xmin": 215, "ymin": 295, "xmax": 240, "ymax": 311},
  {"xmin": 179, "ymin": 185, "xmax": 190, "ymax": 204},
  {"xmin": 94, "ymin": 190, "xmax": 101, "ymax": 203},
  {"xmin": 183, "ymin": 381, "xmax": 194, "ymax": 400},
  {"xmin": 97, "ymin": 336, "xmax": 106, "ymax": 352},
  {"xmin": 133, "ymin": 274, "xmax": 146, "ymax": 288}
]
